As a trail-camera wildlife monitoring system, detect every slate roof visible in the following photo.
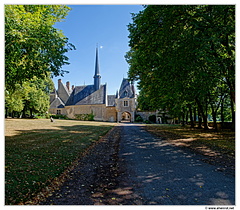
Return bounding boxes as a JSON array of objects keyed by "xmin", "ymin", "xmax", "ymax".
[
  {"xmin": 65, "ymin": 84, "xmax": 106, "ymax": 106},
  {"xmin": 119, "ymin": 78, "xmax": 135, "ymax": 98},
  {"xmin": 107, "ymin": 95, "xmax": 116, "ymax": 106},
  {"xmin": 50, "ymin": 97, "xmax": 65, "ymax": 109}
]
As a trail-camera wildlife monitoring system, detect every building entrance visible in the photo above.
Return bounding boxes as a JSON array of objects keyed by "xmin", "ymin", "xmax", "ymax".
[{"xmin": 121, "ymin": 112, "xmax": 131, "ymax": 122}]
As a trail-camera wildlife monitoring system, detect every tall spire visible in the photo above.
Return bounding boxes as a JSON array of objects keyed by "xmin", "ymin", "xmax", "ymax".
[{"xmin": 94, "ymin": 45, "xmax": 101, "ymax": 90}]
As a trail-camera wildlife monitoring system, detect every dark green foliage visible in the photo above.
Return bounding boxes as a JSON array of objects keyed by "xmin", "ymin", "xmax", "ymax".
[
  {"xmin": 51, "ymin": 114, "xmax": 69, "ymax": 120},
  {"xmin": 126, "ymin": 5, "xmax": 235, "ymax": 130},
  {"xmin": 135, "ymin": 115, "xmax": 143, "ymax": 122},
  {"xmin": 148, "ymin": 115, "xmax": 156, "ymax": 123}
]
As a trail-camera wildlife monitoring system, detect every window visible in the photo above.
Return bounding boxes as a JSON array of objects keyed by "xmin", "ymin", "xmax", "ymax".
[
  {"xmin": 124, "ymin": 101, "xmax": 129, "ymax": 107},
  {"xmin": 57, "ymin": 110, "xmax": 61, "ymax": 115}
]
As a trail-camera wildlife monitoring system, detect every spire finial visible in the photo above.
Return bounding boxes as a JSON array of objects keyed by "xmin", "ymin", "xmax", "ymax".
[{"xmin": 94, "ymin": 46, "xmax": 101, "ymax": 90}]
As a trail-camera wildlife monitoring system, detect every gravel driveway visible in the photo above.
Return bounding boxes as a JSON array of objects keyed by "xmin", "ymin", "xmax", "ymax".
[
  {"xmin": 40, "ymin": 123, "xmax": 235, "ymax": 205},
  {"xmin": 117, "ymin": 123, "xmax": 235, "ymax": 205}
]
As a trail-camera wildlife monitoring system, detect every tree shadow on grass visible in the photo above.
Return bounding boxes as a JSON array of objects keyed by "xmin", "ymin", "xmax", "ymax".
[{"xmin": 5, "ymin": 123, "xmax": 113, "ymax": 205}]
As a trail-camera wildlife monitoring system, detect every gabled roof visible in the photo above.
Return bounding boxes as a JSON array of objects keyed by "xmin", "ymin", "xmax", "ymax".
[
  {"xmin": 50, "ymin": 97, "xmax": 65, "ymax": 109},
  {"xmin": 65, "ymin": 84, "xmax": 106, "ymax": 106},
  {"xmin": 57, "ymin": 81, "xmax": 71, "ymax": 104},
  {"xmin": 119, "ymin": 78, "xmax": 135, "ymax": 98}
]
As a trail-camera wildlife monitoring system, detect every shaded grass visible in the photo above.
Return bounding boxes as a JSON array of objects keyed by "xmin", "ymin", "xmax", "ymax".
[
  {"xmin": 5, "ymin": 119, "xmax": 115, "ymax": 205},
  {"xmin": 145, "ymin": 124, "xmax": 235, "ymax": 157}
]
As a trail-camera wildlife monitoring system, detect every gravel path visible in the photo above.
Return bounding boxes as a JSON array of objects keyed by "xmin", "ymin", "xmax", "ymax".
[
  {"xmin": 118, "ymin": 123, "xmax": 235, "ymax": 205},
  {"xmin": 40, "ymin": 123, "xmax": 235, "ymax": 205}
]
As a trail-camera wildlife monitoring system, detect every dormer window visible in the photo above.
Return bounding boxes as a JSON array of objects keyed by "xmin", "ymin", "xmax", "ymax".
[{"xmin": 124, "ymin": 90, "xmax": 128, "ymax": 97}]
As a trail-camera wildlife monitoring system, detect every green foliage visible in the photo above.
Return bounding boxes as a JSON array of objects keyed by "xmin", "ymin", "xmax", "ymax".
[
  {"xmin": 5, "ymin": 85, "xmax": 25, "ymax": 113},
  {"xmin": 148, "ymin": 115, "xmax": 156, "ymax": 123},
  {"xmin": 135, "ymin": 115, "xmax": 143, "ymax": 122},
  {"xmin": 144, "ymin": 120, "xmax": 151, "ymax": 124},
  {"xmin": 5, "ymin": 75, "xmax": 54, "ymax": 117},
  {"xmin": 126, "ymin": 5, "xmax": 235, "ymax": 129},
  {"xmin": 51, "ymin": 114, "xmax": 69, "ymax": 120},
  {"xmin": 5, "ymin": 5, "xmax": 75, "ymax": 91},
  {"xmin": 75, "ymin": 113, "xmax": 95, "ymax": 121}
]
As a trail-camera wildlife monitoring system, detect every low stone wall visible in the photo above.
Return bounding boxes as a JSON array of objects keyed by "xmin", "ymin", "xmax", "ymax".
[{"xmin": 136, "ymin": 111, "xmax": 156, "ymax": 121}]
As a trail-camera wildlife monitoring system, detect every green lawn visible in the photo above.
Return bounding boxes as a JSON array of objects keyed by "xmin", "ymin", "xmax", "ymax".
[{"xmin": 5, "ymin": 119, "xmax": 115, "ymax": 205}]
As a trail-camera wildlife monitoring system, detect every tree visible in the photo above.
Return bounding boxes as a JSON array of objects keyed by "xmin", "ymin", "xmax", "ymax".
[
  {"xmin": 126, "ymin": 5, "xmax": 235, "ymax": 129},
  {"xmin": 5, "ymin": 75, "xmax": 54, "ymax": 118},
  {"xmin": 5, "ymin": 5, "xmax": 75, "ymax": 91}
]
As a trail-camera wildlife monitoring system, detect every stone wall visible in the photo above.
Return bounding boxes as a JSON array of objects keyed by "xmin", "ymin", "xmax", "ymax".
[
  {"xmin": 49, "ymin": 107, "xmax": 67, "ymax": 115},
  {"xmin": 104, "ymin": 107, "xmax": 117, "ymax": 122},
  {"xmin": 65, "ymin": 105, "xmax": 105, "ymax": 121},
  {"xmin": 64, "ymin": 104, "xmax": 118, "ymax": 121},
  {"xmin": 136, "ymin": 111, "xmax": 156, "ymax": 121}
]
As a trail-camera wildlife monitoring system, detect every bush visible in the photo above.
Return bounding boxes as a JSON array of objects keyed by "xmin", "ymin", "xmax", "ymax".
[
  {"xmin": 135, "ymin": 115, "xmax": 143, "ymax": 122},
  {"xmin": 35, "ymin": 113, "xmax": 51, "ymax": 119},
  {"xmin": 144, "ymin": 120, "xmax": 151, "ymax": 124},
  {"xmin": 51, "ymin": 114, "xmax": 69, "ymax": 120},
  {"xmin": 149, "ymin": 115, "xmax": 156, "ymax": 123},
  {"xmin": 75, "ymin": 113, "xmax": 95, "ymax": 121}
]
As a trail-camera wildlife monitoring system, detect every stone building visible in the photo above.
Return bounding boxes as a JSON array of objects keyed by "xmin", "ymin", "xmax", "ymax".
[{"xmin": 49, "ymin": 48, "xmax": 137, "ymax": 122}]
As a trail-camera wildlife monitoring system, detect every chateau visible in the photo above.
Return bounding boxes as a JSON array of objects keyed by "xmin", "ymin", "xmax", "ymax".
[{"xmin": 49, "ymin": 48, "xmax": 137, "ymax": 122}]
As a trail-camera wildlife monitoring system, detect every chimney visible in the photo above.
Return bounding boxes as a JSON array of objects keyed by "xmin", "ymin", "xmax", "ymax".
[
  {"xmin": 66, "ymin": 81, "xmax": 70, "ymax": 91},
  {"xmin": 58, "ymin": 79, "xmax": 62, "ymax": 91},
  {"xmin": 72, "ymin": 85, "xmax": 75, "ymax": 90}
]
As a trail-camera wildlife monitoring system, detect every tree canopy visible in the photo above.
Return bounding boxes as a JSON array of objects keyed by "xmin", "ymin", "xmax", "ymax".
[
  {"xmin": 5, "ymin": 5, "xmax": 75, "ymax": 117},
  {"xmin": 126, "ymin": 5, "xmax": 235, "ymax": 129},
  {"xmin": 5, "ymin": 5, "xmax": 75, "ymax": 91}
]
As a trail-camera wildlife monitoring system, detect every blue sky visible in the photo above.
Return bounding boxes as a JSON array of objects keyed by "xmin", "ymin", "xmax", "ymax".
[{"xmin": 53, "ymin": 5, "xmax": 143, "ymax": 95}]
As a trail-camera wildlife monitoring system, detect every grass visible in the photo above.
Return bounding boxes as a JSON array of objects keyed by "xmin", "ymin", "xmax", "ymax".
[
  {"xmin": 145, "ymin": 124, "xmax": 235, "ymax": 157},
  {"xmin": 5, "ymin": 119, "xmax": 115, "ymax": 205}
]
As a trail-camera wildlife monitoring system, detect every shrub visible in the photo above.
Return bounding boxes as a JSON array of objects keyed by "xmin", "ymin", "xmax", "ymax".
[
  {"xmin": 135, "ymin": 115, "xmax": 143, "ymax": 122},
  {"xmin": 144, "ymin": 120, "xmax": 151, "ymax": 124},
  {"xmin": 149, "ymin": 115, "xmax": 156, "ymax": 123},
  {"xmin": 75, "ymin": 113, "xmax": 95, "ymax": 121},
  {"xmin": 52, "ymin": 114, "xmax": 69, "ymax": 120}
]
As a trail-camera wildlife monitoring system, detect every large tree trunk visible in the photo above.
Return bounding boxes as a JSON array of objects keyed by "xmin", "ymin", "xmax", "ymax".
[
  {"xmin": 196, "ymin": 98, "xmax": 208, "ymax": 130},
  {"xmin": 182, "ymin": 107, "xmax": 185, "ymax": 126},
  {"xmin": 30, "ymin": 108, "xmax": 33, "ymax": 118},
  {"xmin": 211, "ymin": 104, "xmax": 218, "ymax": 131},
  {"xmin": 193, "ymin": 106, "xmax": 197, "ymax": 122},
  {"xmin": 5, "ymin": 107, "xmax": 8, "ymax": 118},
  {"xmin": 188, "ymin": 104, "xmax": 194, "ymax": 128},
  {"xmin": 197, "ymin": 105, "xmax": 202, "ymax": 128},
  {"xmin": 230, "ymin": 98, "xmax": 235, "ymax": 131},
  {"xmin": 185, "ymin": 111, "xmax": 189, "ymax": 125},
  {"xmin": 220, "ymin": 97, "xmax": 225, "ymax": 128}
]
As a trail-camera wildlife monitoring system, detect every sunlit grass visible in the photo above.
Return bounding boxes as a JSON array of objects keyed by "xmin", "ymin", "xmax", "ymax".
[{"xmin": 5, "ymin": 119, "xmax": 115, "ymax": 205}]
